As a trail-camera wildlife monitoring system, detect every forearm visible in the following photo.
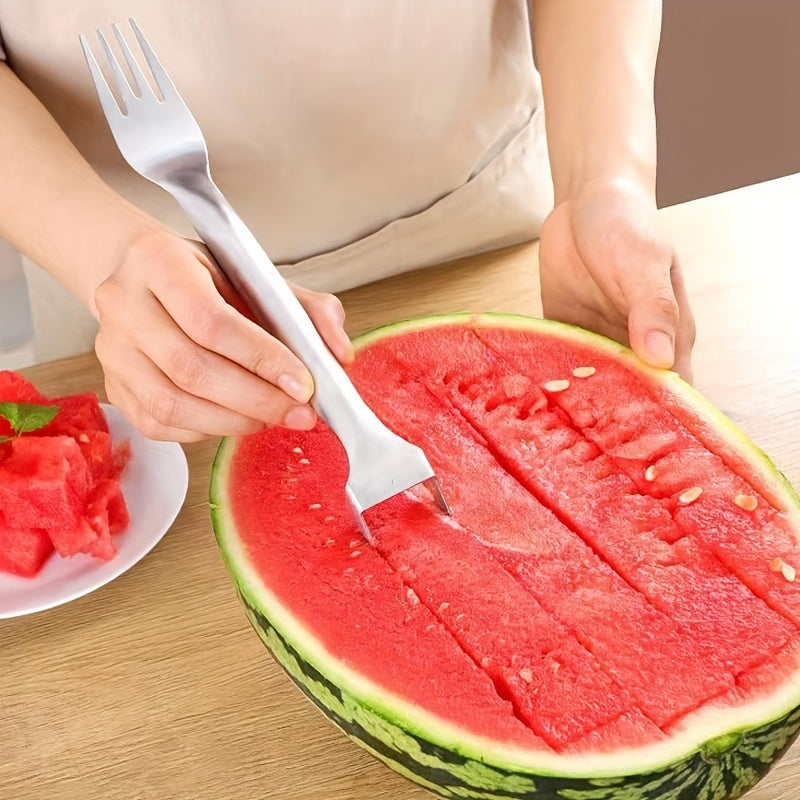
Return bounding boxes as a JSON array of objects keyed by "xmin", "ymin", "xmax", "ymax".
[
  {"xmin": 0, "ymin": 63, "xmax": 161, "ymax": 314},
  {"xmin": 529, "ymin": 0, "xmax": 661, "ymax": 203}
]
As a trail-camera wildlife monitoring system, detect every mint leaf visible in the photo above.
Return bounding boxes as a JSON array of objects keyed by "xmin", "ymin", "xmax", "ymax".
[{"xmin": 0, "ymin": 402, "xmax": 61, "ymax": 436}]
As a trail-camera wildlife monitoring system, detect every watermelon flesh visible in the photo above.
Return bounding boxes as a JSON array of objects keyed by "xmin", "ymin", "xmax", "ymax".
[
  {"xmin": 213, "ymin": 317, "xmax": 800, "ymax": 797},
  {"xmin": 0, "ymin": 371, "xmax": 130, "ymax": 573},
  {"xmin": 226, "ymin": 425, "xmax": 544, "ymax": 749},
  {"xmin": 358, "ymin": 375, "xmax": 742, "ymax": 732},
  {"xmin": 0, "ymin": 512, "xmax": 54, "ymax": 578}
]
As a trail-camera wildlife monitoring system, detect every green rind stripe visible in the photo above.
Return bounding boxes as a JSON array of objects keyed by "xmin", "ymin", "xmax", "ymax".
[{"xmin": 238, "ymin": 590, "xmax": 800, "ymax": 800}]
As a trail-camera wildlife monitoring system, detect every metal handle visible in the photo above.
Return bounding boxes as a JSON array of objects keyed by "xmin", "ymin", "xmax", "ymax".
[{"xmin": 164, "ymin": 170, "xmax": 387, "ymax": 449}]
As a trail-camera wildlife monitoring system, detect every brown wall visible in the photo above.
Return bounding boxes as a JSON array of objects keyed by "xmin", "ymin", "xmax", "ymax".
[{"xmin": 655, "ymin": 0, "xmax": 800, "ymax": 207}]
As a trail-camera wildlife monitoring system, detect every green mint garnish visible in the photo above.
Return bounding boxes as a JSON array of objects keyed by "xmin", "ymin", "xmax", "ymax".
[{"xmin": 0, "ymin": 402, "xmax": 61, "ymax": 439}]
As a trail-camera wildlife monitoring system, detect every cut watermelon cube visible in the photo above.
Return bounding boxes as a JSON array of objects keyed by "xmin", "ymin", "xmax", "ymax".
[
  {"xmin": 0, "ymin": 370, "xmax": 48, "ymax": 438},
  {"xmin": 81, "ymin": 478, "xmax": 128, "ymax": 560},
  {"xmin": 0, "ymin": 435, "xmax": 120, "ymax": 559},
  {"xmin": 0, "ymin": 511, "xmax": 54, "ymax": 577},
  {"xmin": 68, "ymin": 429, "xmax": 114, "ymax": 481},
  {"xmin": 38, "ymin": 392, "xmax": 109, "ymax": 437},
  {"xmin": 0, "ymin": 436, "xmax": 90, "ymax": 533},
  {"xmin": 0, "ymin": 370, "xmax": 47, "ymax": 404}
]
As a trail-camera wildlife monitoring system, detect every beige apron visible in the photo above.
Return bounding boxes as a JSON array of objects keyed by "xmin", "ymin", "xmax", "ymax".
[{"xmin": 0, "ymin": 0, "xmax": 552, "ymax": 362}]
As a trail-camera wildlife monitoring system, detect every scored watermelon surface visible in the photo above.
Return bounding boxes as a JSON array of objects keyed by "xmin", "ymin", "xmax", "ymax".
[{"xmin": 211, "ymin": 315, "xmax": 800, "ymax": 799}]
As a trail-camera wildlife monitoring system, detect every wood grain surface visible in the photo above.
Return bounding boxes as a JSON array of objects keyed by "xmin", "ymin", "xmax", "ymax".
[{"xmin": 1, "ymin": 174, "xmax": 799, "ymax": 800}]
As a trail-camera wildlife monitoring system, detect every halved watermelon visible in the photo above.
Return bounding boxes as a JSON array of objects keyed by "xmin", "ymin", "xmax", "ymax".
[{"xmin": 210, "ymin": 315, "xmax": 800, "ymax": 799}]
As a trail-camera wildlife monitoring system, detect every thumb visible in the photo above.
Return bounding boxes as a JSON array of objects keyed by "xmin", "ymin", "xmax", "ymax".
[{"xmin": 623, "ymin": 263, "xmax": 680, "ymax": 370}]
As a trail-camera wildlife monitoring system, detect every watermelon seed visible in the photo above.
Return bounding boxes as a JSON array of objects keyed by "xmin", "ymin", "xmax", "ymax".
[
  {"xmin": 350, "ymin": 550, "xmax": 362, "ymax": 558},
  {"xmin": 324, "ymin": 538, "xmax": 336, "ymax": 547},
  {"xmin": 645, "ymin": 465, "xmax": 657, "ymax": 482},
  {"xmin": 519, "ymin": 668, "xmax": 534, "ymax": 683},
  {"xmin": 349, "ymin": 539, "xmax": 361, "ymax": 548},
  {"xmin": 769, "ymin": 557, "xmax": 784, "ymax": 572},
  {"xmin": 309, "ymin": 503, "xmax": 322, "ymax": 510},
  {"xmin": 782, "ymin": 563, "xmax": 797, "ymax": 583},
  {"xmin": 324, "ymin": 515, "xmax": 335, "ymax": 522},
  {"xmin": 678, "ymin": 486, "xmax": 703, "ymax": 505},
  {"xmin": 299, "ymin": 458, "xmax": 310, "ymax": 465},
  {"xmin": 734, "ymin": 494, "xmax": 758, "ymax": 511},
  {"xmin": 407, "ymin": 588, "xmax": 419, "ymax": 605},
  {"xmin": 572, "ymin": 366, "xmax": 596, "ymax": 378},
  {"xmin": 78, "ymin": 433, "xmax": 90, "ymax": 443},
  {"xmin": 543, "ymin": 379, "xmax": 570, "ymax": 393},
  {"xmin": 292, "ymin": 446, "xmax": 303, "ymax": 454},
  {"xmin": 438, "ymin": 602, "xmax": 450, "ymax": 614}
]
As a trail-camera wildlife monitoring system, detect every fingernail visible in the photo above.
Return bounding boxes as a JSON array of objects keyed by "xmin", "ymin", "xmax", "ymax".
[
  {"xmin": 278, "ymin": 372, "xmax": 314, "ymax": 404},
  {"xmin": 284, "ymin": 405, "xmax": 316, "ymax": 431},
  {"xmin": 645, "ymin": 330, "xmax": 675, "ymax": 367}
]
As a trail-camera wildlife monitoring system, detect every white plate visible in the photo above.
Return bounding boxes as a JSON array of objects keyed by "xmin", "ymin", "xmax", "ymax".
[{"xmin": 0, "ymin": 404, "xmax": 188, "ymax": 618}]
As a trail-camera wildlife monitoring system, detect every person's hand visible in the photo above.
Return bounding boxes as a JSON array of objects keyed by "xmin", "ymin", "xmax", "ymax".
[
  {"xmin": 92, "ymin": 228, "xmax": 353, "ymax": 442},
  {"xmin": 538, "ymin": 177, "xmax": 695, "ymax": 382}
]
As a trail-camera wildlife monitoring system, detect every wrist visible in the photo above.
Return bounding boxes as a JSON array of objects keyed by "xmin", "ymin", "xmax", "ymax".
[
  {"xmin": 48, "ymin": 191, "xmax": 169, "ymax": 318},
  {"xmin": 552, "ymin": 138, "xmax": 657, "ymax": 206},
  {"xmin": 84, "ymin": 213, "xmax": 179, "ymax": 317},
  {"xmin": 557, "ymin": 173, "xmax": 658, "ymax": 212}
]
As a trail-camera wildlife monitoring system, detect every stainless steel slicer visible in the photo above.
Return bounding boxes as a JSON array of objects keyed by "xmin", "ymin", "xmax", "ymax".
[{"xmin": 80, "ymin": 19, "xmax": 451, "ymax": 539}]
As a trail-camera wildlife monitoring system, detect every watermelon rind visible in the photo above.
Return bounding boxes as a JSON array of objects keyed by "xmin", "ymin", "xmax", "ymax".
[{"xmin": 211, "ymin": 313, "xmax": 800, "ymax": 799}]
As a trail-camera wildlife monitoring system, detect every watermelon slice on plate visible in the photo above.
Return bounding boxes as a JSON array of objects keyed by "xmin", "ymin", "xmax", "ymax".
[
  {"xmin": 211, "ymin": 314, "xmax": 800, "ymax": 800},
  {"xmin": 0, "ymin": 404, "xmax": 188, "ymax": 618},
  {"xmin": 0, "ymin": 374, "xmax": 130, "ymax": 565}
]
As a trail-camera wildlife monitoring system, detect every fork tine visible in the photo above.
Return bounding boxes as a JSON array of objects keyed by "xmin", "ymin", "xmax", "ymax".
[
  {"xmin": 79, "ymin": 34, "xmax": 124, "ymax": 118},
  {"xmin": 110, "ymin": 22, "xmax": 146, "ymax": 98},
  {"xmin": 97, "ymin": 29, "xmax": 137, "ymax": 110},
  {"xmin": 128, "ymin": 18, "xmax": 182, "ymax": 104}
]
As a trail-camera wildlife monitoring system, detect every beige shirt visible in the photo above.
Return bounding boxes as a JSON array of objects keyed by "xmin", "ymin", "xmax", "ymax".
[{"xmin": 0, "ymin": 0, "xmax": 552, "ymax": 361}]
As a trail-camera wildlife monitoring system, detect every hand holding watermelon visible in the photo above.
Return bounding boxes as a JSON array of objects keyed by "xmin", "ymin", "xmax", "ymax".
[{"xmin": 539, "ymin": 177, "xmax": 696, "ymax": 382}]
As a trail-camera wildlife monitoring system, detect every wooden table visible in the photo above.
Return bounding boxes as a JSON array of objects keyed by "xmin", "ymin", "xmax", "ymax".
[{"xmin": 2, "ymin": 174, "xmax": 799, "ymax": 800}]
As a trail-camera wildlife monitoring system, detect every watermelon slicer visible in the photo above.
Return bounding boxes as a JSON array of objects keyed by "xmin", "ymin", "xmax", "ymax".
[{"xmin": 80, "ymin": 19, "xmax": 451, "ymax": 541}]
